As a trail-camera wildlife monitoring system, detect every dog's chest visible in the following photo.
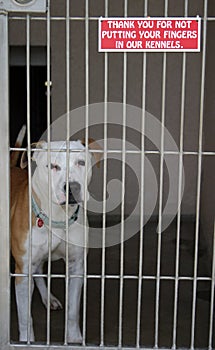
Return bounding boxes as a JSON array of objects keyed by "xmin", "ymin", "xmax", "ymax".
[{"xmin": 25, "ymin": 224, "xmax": 80, "ymax": 264}]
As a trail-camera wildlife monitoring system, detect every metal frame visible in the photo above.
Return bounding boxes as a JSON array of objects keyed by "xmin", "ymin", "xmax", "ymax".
[
  {"xmin": 0, "ymin": 0, "xmax": 214, "ymax": 349},
  {"xmin": 0, "ymin": 9, "xmax": 10, "ymax": 349},
  {"xmin": 0, "ymin": 0, "xmax": 46, "ymax": 13}
]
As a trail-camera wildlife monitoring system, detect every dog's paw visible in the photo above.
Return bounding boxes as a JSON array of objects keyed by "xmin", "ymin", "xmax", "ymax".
[
  {"xmin": 67, "ymin": 322, "xmax": 83, "ymax": 344},
  {"xmin": 42, "ymin": 293, "xmax": 63, "ymax": 310},
  {"xmin": 19, "ymin": 329, "xmax": 35, "ymax": 342},
  {"xmin": 67, "ymin": 334, "xmax": 83, "ymax": 344},
  {"xmin": 50, "ymin": 294, "xmax": 63, "ymax": 310}
]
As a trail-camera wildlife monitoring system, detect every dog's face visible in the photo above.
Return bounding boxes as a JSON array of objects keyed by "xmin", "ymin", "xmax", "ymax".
[{"xmin": 32, "ymin": 140, "xmax": 95, "ymax": 206}]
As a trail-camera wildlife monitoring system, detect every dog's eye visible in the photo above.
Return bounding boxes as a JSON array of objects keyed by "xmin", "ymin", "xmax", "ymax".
[
  {"xmin": 78, "ymin": 160, "xmax": 85, "ymax": 166},
  {"xmin": 46, "ymin": 163, "xmax": 61, "ymax": 171}
]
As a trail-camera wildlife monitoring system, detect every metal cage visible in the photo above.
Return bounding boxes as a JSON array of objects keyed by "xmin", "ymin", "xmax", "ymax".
[{"xmin": 0, "ymin": 0, "xmax": 215, "ymax": 349}]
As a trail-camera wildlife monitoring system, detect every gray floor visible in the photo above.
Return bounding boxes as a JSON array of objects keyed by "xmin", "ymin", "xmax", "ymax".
[{"xmin": 10, "ymin": 218, "xmax": 214, "ymax": 348}]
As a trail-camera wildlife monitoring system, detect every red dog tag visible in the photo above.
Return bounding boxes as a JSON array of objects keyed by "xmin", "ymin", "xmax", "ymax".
[{"xmin": 37, "ymin": 218, "xmax": 44, "ymax": 228}]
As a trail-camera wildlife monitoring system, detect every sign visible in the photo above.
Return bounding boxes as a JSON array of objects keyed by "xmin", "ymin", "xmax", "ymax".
[{"xmin": 98, "ymin": 17, "xmax": 201, "ymax": 52}]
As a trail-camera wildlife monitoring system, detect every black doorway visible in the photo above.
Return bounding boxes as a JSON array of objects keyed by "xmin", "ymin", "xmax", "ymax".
[{"xmin": 10, "ymin": 47, "xmax": 48, "ymax": 146}]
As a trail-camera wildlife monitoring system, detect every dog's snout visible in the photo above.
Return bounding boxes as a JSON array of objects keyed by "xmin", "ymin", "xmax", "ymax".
[{"xmin": 64, "ymin": 181, "xmax": 81, "ymax": 204}]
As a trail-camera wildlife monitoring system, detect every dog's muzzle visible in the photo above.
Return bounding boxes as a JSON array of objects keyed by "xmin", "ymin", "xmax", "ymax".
[{"xmin": 63, "ymin": 181, "xmax": 82, "ymax": 205}]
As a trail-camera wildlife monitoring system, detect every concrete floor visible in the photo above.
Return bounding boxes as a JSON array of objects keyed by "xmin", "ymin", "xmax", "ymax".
[{"xmin": 10, "ymin": 218, "xmax": 214, "ymax": 348}]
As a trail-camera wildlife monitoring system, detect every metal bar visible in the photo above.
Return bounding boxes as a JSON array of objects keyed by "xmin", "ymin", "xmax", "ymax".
[
  {"xmin": 26, "ymin": 14, "xmax": 34, "ymax": 344},
  {"xmin": 64, "ymin": 0, "xmax": 71, "ymax": 344},
  {"xmin": 100, "ymin": 56, "xmax": 107, "ymax": 347},
  {"xmin": 136, "ymin": 1, "xmax": 148, "ymax": 346},
  {"xmin": 100, "ymin": 0, "xmax": 109, "ymax": 346},
  {"xmin": 83, "ymin": 0, "xmax": 89, "ymax": 345},
  {"xmin": 11, "ymin": 272, "xmax": 214, "ymax": 281},
  {"xmin": 118, "ymin": 1, "xmax": 128, "ymax": 346},
  {"xmin": 9, "ymin": 15, "xmax": 101, "ymax": 21},
  {"xmin": 190, "ymin": 0, "xmax": 208, "ymax": 347},
  {"xmin": 0, "ymin": 9, "xmax": 10, "ymax": 348},
  {"xmin": 172, "ymin": 2, "xmax": 188, "ymax": 347},
  {"xmin": 8, "ymin": 147, "xmax": 215, "ymax": 156},
  {"xmin": 154, "ymin": 58, "xmax": 165, "ymax": 348},
  {"xmin": 208, "ymin": 219, "xmax": 215, "ymax": 350},
  {"xmin": 3, "ymin": 344, "xmax": 184, "ymax": 350},
  {"xmin": 46, "ymin": 0, "xmax": 52, "ymax": 344},
  {"xmin": 171, "ymin": 60, "xmax": 185, "ymax": 346},
  {"xmin": 9, "ymin": 15, "xmax": 215, "ymax": 22},
  {"xmin": 155, "ymin": 1, "xmax": 168, "ymax": 347}
]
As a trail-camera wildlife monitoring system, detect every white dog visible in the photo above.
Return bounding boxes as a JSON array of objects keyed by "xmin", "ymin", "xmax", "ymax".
[{"xmin": 10, "ymin": 127, "xmax": 100, "ymax": 342}]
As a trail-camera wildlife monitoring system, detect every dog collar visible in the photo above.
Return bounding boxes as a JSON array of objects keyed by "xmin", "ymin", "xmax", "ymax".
[{"xmin": 32, "ymin": 196, "xmax": 80, "ymax": 229}]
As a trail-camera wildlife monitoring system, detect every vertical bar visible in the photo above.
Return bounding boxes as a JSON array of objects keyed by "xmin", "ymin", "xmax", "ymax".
[
  {"xmin": 136, "ymin": 1, "xmax": 148, "ymax": 347},
  {"xmin": 190, "ymin": 1, "xmax": 208, "ymax": 348},
  {"xmin": 208, "ymin": 220, "xmax": 215, "ymax": 350},
  {"xmin": 64, "ymin": 0, "xmax": 70, "ymax": 344},
  {"xmin": 100, "ymin": 0, "xmax": 108, "ymax": 346},
  {"xmin": 46, "ymin": 0, "xmax": 52, "ymax": 344},
  {"xmin": 118, "ymin": 0, "xmax": 127, "ymax": 346},
  {"xmin": 0, "ymin": 10, "xmax": 10, "ymax": 347},
  {"xmin": 172, "ymin": 2, "xmax": 188, "ymax": 348},
  {"xmin": 83, "ymin": 0, "xmax": 89, "ymax": 345},
  {"xmin": 26, "ymin": 14, "xmax": 34, "ymax": 344},
  {"xmin": 155, "ymin": 1, "xmax": 168, "ymax": 347}
]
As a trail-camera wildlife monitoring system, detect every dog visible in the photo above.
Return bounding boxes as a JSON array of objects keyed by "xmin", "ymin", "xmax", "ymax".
[{"xmin": 10, "ymin": 126, "xmax": 101, "ymax": 342}]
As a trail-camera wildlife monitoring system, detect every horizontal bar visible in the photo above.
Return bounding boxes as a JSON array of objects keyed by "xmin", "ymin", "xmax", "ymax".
[
  {"xmin": 8, "ymin": 15, "xmax": 215, "ymax": 21},
  {"xmin": 9, "ymin": 147, "xmax": 215, "ymax": 156},
  {"xmin": 10, "ymin": 344, "xmax": 188, "ymax": 350},
  {"xmin": 9, "ymin": 16, "xmax": 100, "ymax": 21},
  {"xmin": 10, "ymin": 273, "xmax": 213, "ymax": 281}
]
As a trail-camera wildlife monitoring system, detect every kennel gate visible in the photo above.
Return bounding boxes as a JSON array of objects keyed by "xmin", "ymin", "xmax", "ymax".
[{"xmin": 0, "ymin": 0, "xmax": 215, "ymax": 349}]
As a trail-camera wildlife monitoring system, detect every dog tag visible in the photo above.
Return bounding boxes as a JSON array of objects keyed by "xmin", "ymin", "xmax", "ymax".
[{"xmin": 37, "ymin": 218, "xmax": 44, "ymax": 228}]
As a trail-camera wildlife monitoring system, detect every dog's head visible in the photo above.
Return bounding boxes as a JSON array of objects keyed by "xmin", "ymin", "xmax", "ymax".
[{"xmin": 21, "ymin": 139, "xmax": 101, "ymax": 206}]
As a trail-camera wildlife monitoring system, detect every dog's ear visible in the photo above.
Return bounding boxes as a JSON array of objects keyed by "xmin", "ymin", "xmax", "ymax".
[
  {"xmin": 20, "ymin": 141, "xmax": 46, "ymax": 169},
  {"xmin": 81, "ymin": 138, "xmax": 102, "ymax": 168}
]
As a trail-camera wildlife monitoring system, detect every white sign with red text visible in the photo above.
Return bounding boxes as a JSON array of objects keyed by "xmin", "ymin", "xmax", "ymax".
[{"xmin": 99, "ymin": 17, "xmax": 201, "ymax": 52}]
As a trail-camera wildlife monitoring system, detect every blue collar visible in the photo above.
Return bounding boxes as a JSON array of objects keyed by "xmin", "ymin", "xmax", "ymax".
[{"xmin": 32, "ymin": 195, "xmax": 80, "ymax": 229}]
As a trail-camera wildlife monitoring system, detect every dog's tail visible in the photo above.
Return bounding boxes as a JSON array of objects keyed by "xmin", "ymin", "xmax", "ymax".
[{"xmin": 10, "ymin": 125, "xmax": 26, "ymax": 167}]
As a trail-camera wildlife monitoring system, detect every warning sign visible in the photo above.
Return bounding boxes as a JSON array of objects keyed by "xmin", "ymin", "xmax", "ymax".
[{"xmin": 98, "ymin": 17, "xmax": 201, "ymax": 52}]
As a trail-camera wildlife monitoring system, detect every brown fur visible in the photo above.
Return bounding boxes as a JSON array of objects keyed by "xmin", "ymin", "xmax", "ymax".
[
  {"xmin": 10, "ymin": 167, "xmax": 36, "ymax": 283},
  {"xmin": 10, "ymin": 126, "xmax": 32, "ymax": 282},
  {"xmin": 81, "ymin": 138, "xmax": 102, "ymax": 167},
  {"xmin": 10, "ymin": 144, "xmax": 22, "ymax": 168}
]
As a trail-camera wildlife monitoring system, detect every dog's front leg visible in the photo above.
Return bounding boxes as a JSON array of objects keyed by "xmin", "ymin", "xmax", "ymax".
[
  {"xmin": 67, "ymin": 257, "xmax": 84, "ymax": 344},
  {"xmin": 35, "ymin": 262, "xmax": 63, "ymax": 310},
  {"xmin": 15, "ymin": 276, "xmax": 35, "ymax": 342}
]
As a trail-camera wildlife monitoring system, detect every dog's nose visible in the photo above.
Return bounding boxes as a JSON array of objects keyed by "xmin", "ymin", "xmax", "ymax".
[
  {"xmin": 64, "ymin": 181, "xmax": 81, "ymax": 204},
  {"xmin": 69, "ymin": 181, "xmax": 81, "ymax": 196}
]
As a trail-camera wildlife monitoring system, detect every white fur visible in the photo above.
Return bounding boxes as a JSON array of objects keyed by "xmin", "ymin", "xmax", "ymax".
[{"xmin": 15, "ymin": 141, "xmax": 92, "ymax": 343}]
